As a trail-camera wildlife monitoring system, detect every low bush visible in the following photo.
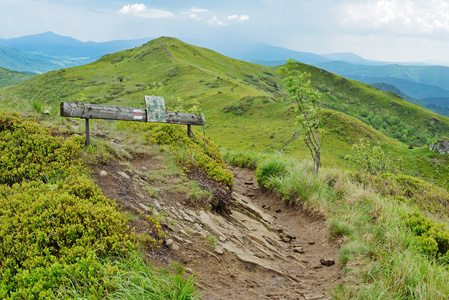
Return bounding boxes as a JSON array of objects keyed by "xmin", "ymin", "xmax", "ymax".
[
  {"xmin": 255, "ymin": 155, "xmax": 289, "ymax": 189},
  {"xmin": 345, "ymin": 140, "xmax": 401, "ymax": 176},
  {"xmin": 0, "ymin": 111, "xmax": 83, "ymax": 185},
  {"xmin": 120, "ymin": 121, "xmax": 233, "ymax": 188},
  {"xmin": 363, "ymin": 173, "xmax": 449, "ymax": 215},
  {"xmin": 224, "ymin": 150, "xmax": 267, "ymax": 169},
  {"xmin": 255, "ymin": 157, "xmax": 330, "ymax": 205},
  {"xmin": 403, "ymin": 211, "xmax": 449, "ymax": 260},
  {"xmin": 0, "ymin": 111, "xmax": 174, "ymax": 298},
  {"xmin": 0, "ymin": 180, "xmax": 135, "ymax": 298}
]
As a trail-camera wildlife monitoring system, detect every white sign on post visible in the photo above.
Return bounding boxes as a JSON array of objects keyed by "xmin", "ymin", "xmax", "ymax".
[{"xmin": 145, "ymin": 95, "xmax": 166, "ymax": 122}]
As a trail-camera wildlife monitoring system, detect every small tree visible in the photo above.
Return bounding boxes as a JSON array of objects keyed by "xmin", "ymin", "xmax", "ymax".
[{"xmin": 278, "ymin": 59, "xmax": 322, "ymax": 174}]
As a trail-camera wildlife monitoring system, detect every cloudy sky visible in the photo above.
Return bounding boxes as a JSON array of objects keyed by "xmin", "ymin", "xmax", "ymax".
[{"xmin": 1, "ymin": 0, "xmax": 449, "ymax": 63}]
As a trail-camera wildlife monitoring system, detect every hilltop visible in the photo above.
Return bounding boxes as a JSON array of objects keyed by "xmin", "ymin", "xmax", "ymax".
[{"xmin": 2, "ymin": 36, "xmax": 449, "ymax": 186}]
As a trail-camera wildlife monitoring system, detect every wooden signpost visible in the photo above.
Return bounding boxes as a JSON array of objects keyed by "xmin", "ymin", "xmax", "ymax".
[{"xmin": 60, "ymin": 96, "xmax": 205, "ymax": 146}]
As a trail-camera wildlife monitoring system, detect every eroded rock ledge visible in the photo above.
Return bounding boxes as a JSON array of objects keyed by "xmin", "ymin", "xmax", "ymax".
[{"xmin": 430, "ymin": 139, "xmax": 449, "ymax": 154}]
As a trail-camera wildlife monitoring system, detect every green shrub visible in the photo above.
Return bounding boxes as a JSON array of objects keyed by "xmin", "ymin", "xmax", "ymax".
[
  {"xmin": 120, "ymin": 121, "xmax": 233, "ymax": 188},
  {"xmin": 255, "ymin": 155, "xmax": 288, "ymax": 189},
  {"xmin": 224, "ymin": 150, "xmax": 267, "ymax": 169},
  {"xmin": 403, "ymin": 211, "xmax": 449, "ymax": 259},
  {"xmin": 222, "ymin": 97, "xmax": 254, "ymax": 115},
  {"xmin": 0, "ymin": 111, "xmax": 144, "ymax": 298},
  {"xmin": 329, "ymin": 218, "xmax": 355, "ymax": 237},
  {"xmin": 345, "ymin": 140, "xmax": 401, "ymax": 176},
  {"xmin": 366, "ymin": 173, "xmax": 449, "ymax": 215},
  {"xmin": 255, "ymin": 157, "xmax": 330, "ymax": 205},
  {"xmin": 0, "ymin": 177, "xmax": 136, "ymax": 298},
  {"xmin": 0, "ymin": 111, "xmax": 84, "ymax": 185}
]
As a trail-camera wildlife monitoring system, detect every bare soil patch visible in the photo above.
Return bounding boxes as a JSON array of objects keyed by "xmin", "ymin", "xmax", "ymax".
[{"xmin": 90, "ymin": 156, "xmax": 341, "ymax": 299}]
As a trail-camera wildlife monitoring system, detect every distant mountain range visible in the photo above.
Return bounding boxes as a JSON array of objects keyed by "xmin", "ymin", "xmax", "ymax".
[
  {"xmin": 0, "ymin": 31, "xmax": 150, "ymax": 59},
  {"xmin": 0, "ymin": 44, "xmax": 92, "ymax": 74},
  {"xmin": 314, "ymin": 61, "xmax": 449, "ymax": 97},
  {"xmin": 1, "ymin": 32, "xmax": 449, "ymax": 112},
  {"xmin": 3, "ymin": 36, "xmax": 449, "ymax": 151},
  {"xmin": 370, "ymin": 82, "xmax": 449, "ymax": 117},
  {"xmin": 0, "ymin": 32, "xmax": 151, "ymax": 74},
  {"xmin": 177, "ymin": 40, "xmax": 449, "ymax": 108}
]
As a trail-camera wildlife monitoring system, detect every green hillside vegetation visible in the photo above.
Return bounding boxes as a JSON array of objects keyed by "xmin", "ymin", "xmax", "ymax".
[
  {"xmin": 371, "ymin": 82, "xmax": 449, "ymax": 117},
  {"xmin": 1, "ymin": 37, "xmax": 449, "ymax": 298},
  {"xmin": 0, "ymin": 109, "xmax": 201, "ymax": 298},
  {"xmin": 226, "ymin": 151, "xmax": 449, "ymax": 299},
  {"xmin": 0, "ymin": 66, "xmax": 34, "ymax": 88},
  {"xmin": 3, "ymin": 37, "xmax": 448, "ymax": 187},
  {"xmin": 370, "ymin": 82, "xmax": 426, "ymax": 107}
]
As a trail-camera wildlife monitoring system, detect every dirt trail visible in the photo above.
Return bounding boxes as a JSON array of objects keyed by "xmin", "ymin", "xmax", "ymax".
[
  {"xmin": 162, "ymin": 43, "xmax": 179, "ymax": 63},
  {"xmin": 90, "ymin": 156, "xmax": 341, "ymax": 299}
]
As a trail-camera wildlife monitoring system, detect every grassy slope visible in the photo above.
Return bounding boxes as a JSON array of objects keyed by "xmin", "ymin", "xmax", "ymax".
[
  {"xmin": 2, "ymin": 36, "xmax": 449, "ymax": 186},
  {"xmin": 0, "ymin": 67, "xmax": 35, "ymax": 88}
]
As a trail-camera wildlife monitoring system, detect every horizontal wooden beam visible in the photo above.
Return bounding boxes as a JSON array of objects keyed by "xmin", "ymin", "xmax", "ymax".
[{"xmin": 60, "ymin": 102, "xmax": 205, "ymax": 126}]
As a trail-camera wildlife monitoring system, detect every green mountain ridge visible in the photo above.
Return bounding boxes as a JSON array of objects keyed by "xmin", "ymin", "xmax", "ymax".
[
  {"xmin": 0, "ymin": 44, "xmax": 92, "ymax": 74},
  {"xmin": 370, "ymin": 82, "xmax": 425, "ymax": 107},
  {"xmin": 0, "ymin": 66, "xmax": 35, "ymax": 88},
  {"xmin": 316, "ymin": 60, "xmax": 449, "ymax": 101},
  {"xmin": 371, "ymin": 82, "xmax": 449, "ymax": 117},
  {"xmin": 2, "ymin": 36, "xmax": 449, "ymax": 185}
]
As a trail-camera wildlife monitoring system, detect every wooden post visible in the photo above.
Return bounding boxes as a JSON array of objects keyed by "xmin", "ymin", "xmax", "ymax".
[
  {"xmin": 85, "ymin": 118, "xmax": 90, "ymax": 147},
  {"xmin": 60, "ymin": 102, "xmax": 205, "ymax": 126},
  {"xmin": 187, "ymin": 125, "xmax": 192, "ymax": 138},
  {"xmin": 60, "ymin": 101, "xmax": 205, "ymax": 143}
]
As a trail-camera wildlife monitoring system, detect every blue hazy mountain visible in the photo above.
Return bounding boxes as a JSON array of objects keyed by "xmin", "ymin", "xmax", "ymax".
[
  {"xmin": 2, "ymin": 32, "xmax": 449, "ymax": 109},
  {"xmin": 0, "ymin": 31, "xmax": 151, "ymax": 59}
]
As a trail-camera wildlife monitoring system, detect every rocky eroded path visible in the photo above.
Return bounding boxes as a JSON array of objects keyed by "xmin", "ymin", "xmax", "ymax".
[{"xmin": 91, "ymin": 155, "xmax": 341, "ymax": 299}]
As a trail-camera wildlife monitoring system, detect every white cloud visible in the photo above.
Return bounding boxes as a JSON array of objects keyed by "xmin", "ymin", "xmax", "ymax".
[
  {"xmin": 182, "ymin": 7, "xmax": 209, "ymax": 20},
  {"xmin": 227, "ymin": 14, "xmax": 250, "ymax": 23},
  {"xmin": 187, "ymin": 8, "xmax": 209, "ymax": 14},
  {"xmin": 118, "ymin": 3, "xmax": 174, "ymax": 18},
  {"xmin": 205, "ymin": 14, "xmax": 249, "ymax": 26},
  {"xmin": 341, "ymin": 0, "xmax": 449, "ymax": 35},
  {"xmin": 207, "ymin": 16, "xmax": 228, "ymax": 26}
]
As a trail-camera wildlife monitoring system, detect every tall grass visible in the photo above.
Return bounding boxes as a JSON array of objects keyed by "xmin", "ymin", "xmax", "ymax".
[
  {"xmin": 227, "ymin": 150, "xmax": 449, "ymax": 299},
  {"xmin": 59, "ymin": 254, "xmax": 199, "ymax": 300},
  {"xmin": 107, "ymin": 255, "xmax": 198, "ymax": 300},
  {"xmin": 222, "ymin": 149, "xmax": 269, "ymax": 169}
]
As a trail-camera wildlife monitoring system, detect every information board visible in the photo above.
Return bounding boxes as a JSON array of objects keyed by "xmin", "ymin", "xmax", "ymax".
[{"xmin": 145, "ymin": 95, "xmax": 167, "ymax": 122}]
